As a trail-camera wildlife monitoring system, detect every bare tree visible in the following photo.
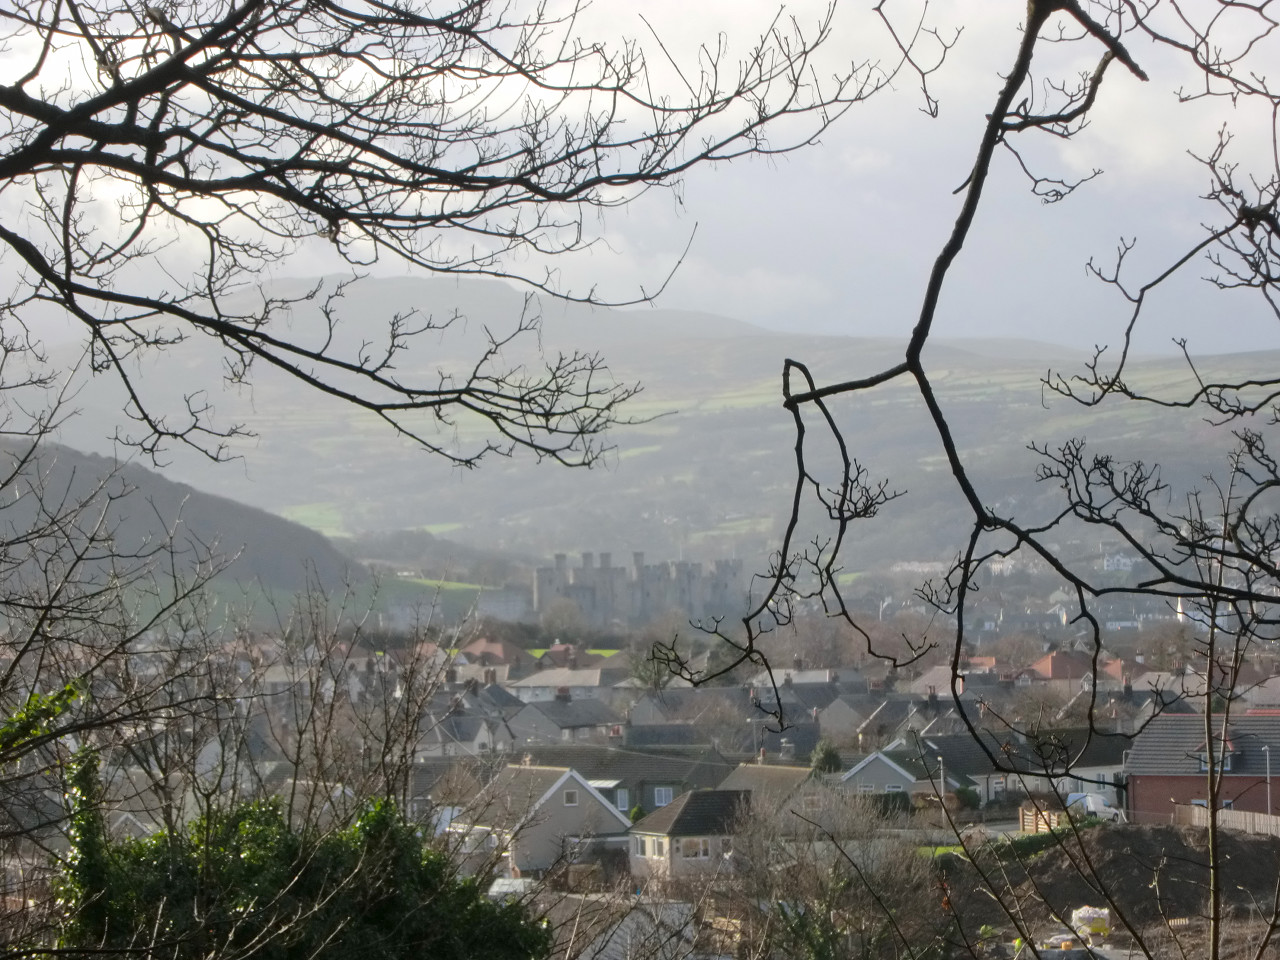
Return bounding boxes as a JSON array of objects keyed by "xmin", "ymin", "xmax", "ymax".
[
  {"xmin": 648, "ymin": 3, "xmax": 1280, "ymax": 958},
  {"xmin": 0, "ymin": 0, "xmax": 907, "ymax": 465}
]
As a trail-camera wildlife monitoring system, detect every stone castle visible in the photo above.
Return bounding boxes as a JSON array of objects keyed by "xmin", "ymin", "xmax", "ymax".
[{"xmin": 533, "ymin": 551, "xmax": 746, "ymax": 627}]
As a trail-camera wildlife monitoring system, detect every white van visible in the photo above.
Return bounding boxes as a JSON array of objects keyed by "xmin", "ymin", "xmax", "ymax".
[{"xmin": 1066, "ymin": 792, "xmax": 1126, "ymax": 823}]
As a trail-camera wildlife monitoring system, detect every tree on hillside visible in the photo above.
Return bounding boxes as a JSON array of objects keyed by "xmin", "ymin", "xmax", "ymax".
[
  {"xmin": 0, "ymin": 0, "xmax": 902, "ymax": 466},
  {"xmin": 645, "ymin": 3, "xmax": 1280, "ymax": 958}
]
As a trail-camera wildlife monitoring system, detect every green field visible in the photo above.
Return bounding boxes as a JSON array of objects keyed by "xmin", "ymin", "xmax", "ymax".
[{"xmin": 279, "ymin": 502, "xmax": 347, "ymax": 538}]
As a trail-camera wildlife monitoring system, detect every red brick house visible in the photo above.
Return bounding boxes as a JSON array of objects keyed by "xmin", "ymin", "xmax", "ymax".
[{"xmin": 1125, "ymin": 714, "xmax": 1280, "ymax": 823}]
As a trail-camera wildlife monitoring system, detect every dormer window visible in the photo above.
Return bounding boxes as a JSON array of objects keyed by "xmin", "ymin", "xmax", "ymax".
[
  {"xmin": 1200, "ymin": 752, "xmax": 1232, "ymax": 772},
  {"xmin": 1197, "ymin": 731, "xmax": 1236, "ymax": 772}
]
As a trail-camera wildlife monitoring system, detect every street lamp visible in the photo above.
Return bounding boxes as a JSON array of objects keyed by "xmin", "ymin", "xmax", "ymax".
[{"xmin": 1264, "ymin": 745, "xmax": 1272, "ymax": 816}]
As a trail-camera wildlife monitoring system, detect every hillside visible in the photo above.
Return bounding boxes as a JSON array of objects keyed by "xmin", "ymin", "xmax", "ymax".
[
  {"xmin": 3, "ymin": 442, "xmax": 363, "ymax": 596},
  {"xmin": 48, "ymin": 275, "xmax": 1257, "ymax": 575}
]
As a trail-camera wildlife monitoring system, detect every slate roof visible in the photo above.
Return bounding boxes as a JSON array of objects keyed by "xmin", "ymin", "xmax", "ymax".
[
  {"xmin": 630, "ymin": 789, "xmax": 749, "ymax": 837},
  {"xmin": 733, "ymin": 720, "xmax": 821, "ymax": 760},
  {"xmin": 468, "ymin": 682, "xmax": 525, "ymax": 712},
  {"xmin": 518, "ymin": 698, "xmax": 622, "ymax": 729},
  {"xmin": 514, "ymin": 744, "xmax": 735, "ymax": 789},
  {"xmin": 1126, "ymin": 714, "xmax": 1280, "ymax": 777},
  {"xmin": 716, "ymin": 763, "xmax": 812, "ymax": 803},
  {"xmin": 573, "ymin": 899, "xmax": 696, "ymax": 960},
  {"xmin": 622, "ymin": 723, "xmax": 713, "ymax": 747},
  {"xmin": 878, "ymin": 750, "xmax": 976, "ymax": 789},
  {"xmin": 461, "ymin": 764, "xmax": 572, "ymax": 830},
  {"xmin": 897, "ymin": 726, "xmax": 1131, "ymax": 779},
  {"xmin": 509, "ymin": 667, "xmax": 629, "ymax": 689}
]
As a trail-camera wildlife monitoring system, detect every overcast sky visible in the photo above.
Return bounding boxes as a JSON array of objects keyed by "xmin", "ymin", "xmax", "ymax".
[{"xmin": 513, "ymin": 1, "xmax": 1280, "ymax": 356}]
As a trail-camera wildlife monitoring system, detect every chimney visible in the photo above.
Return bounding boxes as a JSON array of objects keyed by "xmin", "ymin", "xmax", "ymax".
[
  {"xmin": 445, "ymin": 667, "xmax": 457, "ymax": 685},
  {"xmin": 793, "ymin": 656, "xmax": 803, "ymax": 673},
  {"xmin": 484, "ymin": 667, "xmax": 497, "ymax": 686},
  {"xmin": 555, "ymin": 686, "xmax": 572, "ymax": 702},
  {"xmin": 779, "ymin": 738, "xmax": 795, "ymax": 761}
]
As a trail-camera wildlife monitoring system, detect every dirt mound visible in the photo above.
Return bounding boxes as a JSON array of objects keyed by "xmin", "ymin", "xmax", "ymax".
[{"xmin": 950, "ymin": 823, "xmax": 1280, "ymax": 932}]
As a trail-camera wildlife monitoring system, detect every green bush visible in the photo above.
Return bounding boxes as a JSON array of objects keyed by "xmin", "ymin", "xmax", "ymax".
[{"xmin": 57, "ymin": 765, "xmax": 550, "ymax": 960}]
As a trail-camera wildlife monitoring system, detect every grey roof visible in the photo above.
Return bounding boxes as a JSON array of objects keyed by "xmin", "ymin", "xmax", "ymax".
[
  {"xmin": 899, "ymin": 725, "xmax": 1131, "ymax": 779},
  {"xmin": 732, "ymin": 721, "xmax": 821, "ymax": 760},
  {"xmin": 468, "ymin": 682, "xmax": 525, "ymax": 712},
  {"xmin": 631, "ymin": 789, "xmax": 749, "ymax": 837},
  {"xmin": 519, "ymin": 698, "xmax": 621, "ymax": 729},
  {"xmin": 622, "ymin": 723, "xmax": 712, "ymax": 747},
  {"xmin": 509, "ymin": 667, "xmax": 629, "ymax": 688},
  {"xmin": 514, "ymin": 744, "xmax": 735, "ymax": 791},
  {"xmin": 1126, "ymin": 714, "xmax": 1280, "ymax": 777},
  {"xmin": 877, "ymin": 750, "xmax": 975, "ymax": 789},
  {"xmin": 462, "ymin": 764, "xmax": 570, "ymax": 829},
  {"xmin": 716, "ymin": 763, "xmax": 812, "ymax": 802},
  {"xmin": 575, "ymin": 900, "xmax": 696, "ymax": 960}
]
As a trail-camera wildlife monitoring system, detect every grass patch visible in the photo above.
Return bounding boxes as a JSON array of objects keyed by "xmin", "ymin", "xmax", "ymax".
[
  {"xmin": 279, "ymin": 503, "xmax": 347, "ymax": 537},
  {"xmin": 921, "ymin": 845, "xmax": 965, "ymax": 857},
  {"xmin": 404, "ymin": 576, "xmax": 486, "ymax": 591},
  {"xmin": 688, "ymin": 516, "xmax": 771, "ymax": 543},
  {"xmin": 420, "ymin": 522, "xmax": 464, "ymax": 535}
]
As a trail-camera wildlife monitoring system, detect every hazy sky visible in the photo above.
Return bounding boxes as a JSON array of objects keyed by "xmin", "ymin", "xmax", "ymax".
[{"xmin": 525, "ymin": 1, "xmax": 1280, "ymax": 356}]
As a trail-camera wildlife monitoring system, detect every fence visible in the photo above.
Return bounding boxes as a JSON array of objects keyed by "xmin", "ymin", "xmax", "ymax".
[{"xmin": 1173, "ymin": 803, "xmax": 1280, "ymax": 838}]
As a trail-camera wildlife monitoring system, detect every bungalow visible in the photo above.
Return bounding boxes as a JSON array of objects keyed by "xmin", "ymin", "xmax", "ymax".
[
  {"xmin": 629, "ymin": 790, "xmax": 748, "ymax": 882},
  {"xmin": 516, "ymin": 744, "xmax": 735, "ymax": 816},
  {"xmin": 839, "ymin": 749, "xmax": 971, "ymax": 800},
  {"xmin": 508, "ymin": 666, "xmax": 630, "ymax": 702},
  {"xmin": 447, "ymin": 764, "xmax": 631, "ymax": 877},
  {"xmin": 508, "ymin": 697, "xmax": 623, "ymax": 745}
]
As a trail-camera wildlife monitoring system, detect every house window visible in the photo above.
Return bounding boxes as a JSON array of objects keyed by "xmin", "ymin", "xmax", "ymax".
[
  {"xmin": 615, "ymin": 788, "xmax": 630, "ymax": 812},
  {"xmin": 802, "ymin": 793, "xmax": 822, "ymax": 813},
  {"xmin": 654, "ymin": 786, "xmax": 674, "ymax": 807},
  {"xmin": 681, "ymin": 838, "xmax": 711, "ymax": 859},
  {"xmin": 858, "ymin": 783, "xmax": 875, "ymax": 794},
  {"xmin": 563, "ymin": 789, "xmax": 579, "ymax": 807},
  {"xmin": 632, "ymin": 836, "xmax": 644, "ymax": 856},
  {"xmin": 885, "ymin": 784, "xmax": 904, "ymax": 793},
  {"xmin": 655, "ymin": 838, "xmax": 665, "ymax": 857}
]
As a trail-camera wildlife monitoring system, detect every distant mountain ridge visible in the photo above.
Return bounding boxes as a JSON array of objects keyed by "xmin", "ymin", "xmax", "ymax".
[{"xmin": 43, "ymin": 275, "xmax": 1263, "ymax": 574}]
